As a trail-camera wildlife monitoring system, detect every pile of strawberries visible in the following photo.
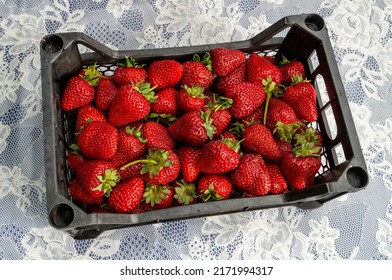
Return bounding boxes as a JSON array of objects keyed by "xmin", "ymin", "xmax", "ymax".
[{"xmin": 61, "ymin": 47, "xmax": 323, "ymax": 214}]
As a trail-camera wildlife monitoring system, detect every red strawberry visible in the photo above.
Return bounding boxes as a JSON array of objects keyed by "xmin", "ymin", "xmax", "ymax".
[
  {"xmin": 239, "ymin": 105, "xmax": 263, "ymax": 125},
  {"xmin": 224, "ymin": 82, "xmax": 266, "ymax": 119},
  {"xmin": 242, "ymin": 123, "xmax": 282, "ymax": 161},
  {"xmin": 204, "ymin": 94, "xmax": 233, "ymax": 137},
  {"xmin": 151, "ymin": 88, "xmax": 178, "ymax": 116},
  {"xmin": 142, "ymin": 121, "xmax": 175, "ymax": 151},
  {"xmin": 280, "ymin": 152, "xmax": 321, "ymax": 190},
  {"xmin": 197, "ymin": 174, "xmax": 233, "ymax": 201},
  {"xmin": 147, "ymin": 59, "xmax": 183, "ymax": 90},
  {"xmin": 282, "ymin": 76, "xmax": 318, "ymax": 122},
  {"xmin": 263, "ymin": 56, "xmax": 278, "ymax": 65},
  {"xmin": 108, "ymin": 177, "xmax": 145, "ymax": 213},
  {"xmin": 76, "ymin": 160, "xmax": 120, "ymax": 198},
  {"xmin": 142, "ymin": 184, "xmax": 174, "ymax": 210},
  {"xmin": 214, "ymin": 62, "xmax": 246, "ymax": 94},
  {"xmin": 211, "ymin": 47, "xmax": 246, "ymax": 77},
  {"xmin": 173, "ymin": 179, "xmax": 198, "ymax": 205},
  {"xmin": 68, "ymin": 179, "xmax": 105, "ymax": 205},
  {"xmin": 61, "ymin": 76, "xmax": 95, "ymax": 111},
  {"xmin": 66, "ymin": 144, "xmax": 84, "ymax": 171},
  {"xmin": 230, "ymin": 154, "xmax": 271, "ymax": 196},
  {"xmin": 78, "ymin": 63, "xmax": 102, "ymax": 83},
  {"xmin": 264, "ymin": 97, "xmax": 298, "ymax": 131},
  {"xmin": 292, "ymin": 126, "xmax": 324, "ymax": 155},
  {"xmin": 110, "ymin": 125, "xmax": 146, "ymax": 168},
  {"xmin": 168, "ymin": 110, "xmax": 216, "ymax": 147},
  {"xmin": 95, "ymin": 77, "xmax": 118, "ymax": 112},
  {"xmin": 112, "ymin": 57, "xmax": 146, "ymax": 87},
  {"xmin": 177, "ymin": 145, "xmax": 201, "ymax": 182},
  {"xmin": 177, "ymin": 85, "xmax": 206, "ymax": 113},
  {"xmin": 118, "ymin": 162, "xmax": 142, "ymax": 182},
  {"xmin": 180, "ymin": 53, "xmax": 214, "ymax": 89},
  {"xmin": 108, "ymin": 83, "xmax": 156, "ymax": 126},
  {"xmin": 77, "ymin": 120, "xmax": 118, "ymax": 160},
  {"xmin": 246, "ymin": 53, "xmax": 283, "ymax": 86},
  {"xmin": 266, "ymin": 164, "xmax": 288, "ymax": 194},
  {"xmin": 275, "ymin": 138, "xmax": 293, "ymax": 157},
  {"xmin": 75, "ymin": 104, "xmax": 106, "ymax": 132},
  {"xmin": 197, "ymin": 138, "xmax": 241, "ymax": 174},
  {"xmin": 279, "ymin": 56, "xmax": 306, "ymax": 86}
]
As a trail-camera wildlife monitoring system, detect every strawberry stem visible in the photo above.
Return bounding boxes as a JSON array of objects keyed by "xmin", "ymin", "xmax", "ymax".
[
  {"xmin": 200, "ymin": 109, "xmax": 217, "ymax": 139},
  {"xmin": 262, "ymin": 77, "xmax": 278, "ymax": 125}
]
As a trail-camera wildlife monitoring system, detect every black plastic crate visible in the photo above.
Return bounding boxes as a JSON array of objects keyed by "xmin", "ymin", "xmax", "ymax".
[{"xmin": 40, "ymin": 13, "xmax": 368, "ymax": 239}]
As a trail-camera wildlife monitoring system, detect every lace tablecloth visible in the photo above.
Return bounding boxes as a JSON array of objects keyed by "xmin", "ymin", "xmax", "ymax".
[{"xmin": 1, "ymin": 0, "xmax": 391, "ymax": 260}]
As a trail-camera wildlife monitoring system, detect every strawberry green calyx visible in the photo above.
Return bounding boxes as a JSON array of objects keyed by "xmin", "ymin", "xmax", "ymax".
[
  {"xmin": 220, "ymin": 137, "xmax": 241, "ymax": 153},
  {"xmin": 174, "ymin": 179, "xmax": 197, "ymax": 205},
  {"xmin": 279, "ymin": 55, "xmax": 292, "ymax": 66},
  {"xmin": 229, "ymin": 120, "xmax": 253, "ymax": 137},
  {"xmin": 194, "ymin": 52, "xmax": 212, "ymax": 71},
  {"xmin": 292, "ymin": 127, "xmax": 322, "ymax": 157},
  {"xmin": 290, "ymin": 74, "xmax": 310, "ymax": 85},
  {"xmin": 274, "ymin": 121, "xmax": 304, "ymax": 143},
  {"xmin": 207, "ymin": 93, "xmax": 233, "ymax": 111},
  {"xmin": 119, "ymin": 56, "xmax": 145, "ymax": 68},
  {"xmin": 134, "ymin": 82, "xmax": 157, "ymax": 103},
  {"xmin": 199, "ymin": 184, "xmax": 223, "ymax": 202},
  {"xmin": 146, "ymin": 113, "xmax": 177, "ymax": 124},
  {"xmin": 200, "ymin": 109, "xmax": 217, "ymax": 140},
  {"xmin": 125, "ymin": 125, "xmax": 147, "ymax": 143},
  {"xmin": 183, "ymin": 85, "xmax": 205, "ymax": 98},
  {"xmin": 80, "ymin": 62, "xmax": 102, "ymax": 87},
  {"xmin": 69, "ymin": 143, "xmax": 80, "ymax": 155},
  {"xmin": 143, "ymin": 184, "xmax": 171, "ymax": 207},
  {"xmin": 292, "ymin": 141, "xmax": 321, "ymax": 157},
  {"xmin": 262, "ymin": 77, "xmax": 282, "ymax": 125},
  {"xmin": 93, "ymin": 168, "xmax": 120, "ymax": 197}
]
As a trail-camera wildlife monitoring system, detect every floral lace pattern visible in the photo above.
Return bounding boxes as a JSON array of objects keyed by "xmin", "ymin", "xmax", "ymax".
[{"xmin": 0, "ymin": 0, "xmax": 391, "ymax": 260}]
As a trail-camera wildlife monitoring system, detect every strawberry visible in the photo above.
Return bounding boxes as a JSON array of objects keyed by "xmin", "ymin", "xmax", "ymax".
[
  {"xmin": 95, "ymin": 77, "xmax": 118, "ymax": 112},
  {"xmin": 242, "ymin": 123, "xmax": 282, "ymax": 161},
  {"xmin": 211, "ymin": 47, "xmax": 246, "ymax": 77},
  {"xmin": 108, "ymin": 83, "xmax": 156, "ymax": 127},
  {"xmin": 77, "ymin": 120, "xmax": 118, "ymax": 160},
  {"xmin": 197, "ymin": 138, "xmax": 241, "ymax": 174},
  {"xmin": 177, "ymin": 85, "xmax": 206, "ymax": 113},
  {"xmin": 282, "ymin": 75, "xmax": 318, "ymax": 122},
  {"xmin": 262, "ymin": 55, "xmax": 278, "ymax": 65},
  {"xmin": 173, "ymin": 179, "xmax": 198, "ymax": 205},
  {"xmin": 239, "ymin": 105, "xmax": 263, "ymax": 125},
  {"xmin": 110, "ymin": 125, "xmax": 146, "ymax": 168},
  {"xmin": 61, "ymin": 76, "xmax": 95, "ymax": 111},
  {"xmin": 151, "ymin": 88, "xmax": 178, "ymax": 116},
  {"xmin": 68, "ymin": 179, "xmax": 105, "ymax": 205},
  {"xmin": 168, "ymin": 110, "xmax": 216, "ymax": 147},
  {"xmin": 273, "ymin": 121, "xmax": 304, "ymax": 144},
  {"xmin": 180, "ymin": 53, "xmax": 214, "ymax": 89},
  {"xmin": 246, "ymin": 53, "xmax": 283, "ymax": 86},
  {"xmin": 266, "ymin": 164, "xmax": 288, "ymax": 194},
  {"xmin": 76, "ymin": 160, "xmax": 120, "ymax": 198},
  {"xmin": 142, "ymin": 121, "xmax": 175, "ymax": 151},
  {"xmin": 147, "ymin": 59, "xmax": 183, "ymax": 90},
  {"xmin": 214, "ymin": 62, "xmax": 246, "ymax": 94},
  {"xmin": 108, "ymin": 177, "xmax": 145, "ymax": 213},
  {"xmin": 280, "ymin": 152, "xmax": 321, "ymax": 190},
  {"xmin": 177, "ymin": 145, "xmax": 201, "ymax": 182},
  {"xmin": 197, "ymin": 174, "xmax": 233, "ymax": 201},
  {"xmin": 142, "ymin": 184, "xmax": 174, "ymax": 210},
  {"xmin": 118, "ymin": 162, "xmax": 142, "ymax": 182},
  {"xmin": 279, "ymin": 56, "xmax": 306, "ymax": 86},
  {"xmin": 230, "ymin": 154, "xmax": 271, "ymax": 196},
  {"xmin": 224, "ymin": 81, "xmax": 266, "ymax": 119},
  {"xmin": 78, "ymin": 63, "xmax": 102, "ymax": 83},
  {"xmin": 263, "ymin": 97, "xmax": 298, "ymax": 131},
  {"xmin": 112, "ymin": 57, "xmax": 146, "ymax": 87},
  {"xmin": 292, "ymin": 126, "xmax": 323, "ymax": 155},
  {"xmin": 75, "ymin": 104, "xmax": 106, "ymax": 132},
  {"xmin": 66, "ymin": 144, "xmax": 84, "ymax": 171},
  {"xmin": 275, "ymin": 138, "xmax": 293, "ymax": 156}
]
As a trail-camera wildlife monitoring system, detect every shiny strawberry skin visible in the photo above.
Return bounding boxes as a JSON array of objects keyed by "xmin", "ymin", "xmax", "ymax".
[
  {"xmin": 280, "ymin": 60, "xmax": 306, "ymax": 86},
  {"xmin": 180, "ymin": 61, "xmax": 214, "ymax": 89},
  {"xmin": 176, "ymin": 86, "xmax": 206, "ymax": 113},
  {"xmin": 68, "ymin": 179, "xmax": 104, "ymax": 205},
  {"xmin": 108, "ymin": 177, "xmax": 145, "ymax": 213},
  {"xmin": 197, "ymin": 174, "xmax": 233, "ymax": 201},
  {"xmin": 177, "ymin": 145, "xmax": 201, "ymax": 182},
  {"xmin": 108, "ymin": 84, "xmax": 151, "ymax": 126},
  {"xmin": 247, "ymin": 53, "xmax": 283, "ymax": 85},
  {"xmin": 267, "ymin": 164, "xmax": 288, "ymax": 194},
  {"xmin": 264, "ymin": 97, "xmax": 298, "ymax": 132},
  {"xmin": 230, "ymin": 154, "xmax": 271, "ymax": 196},
  {"xmin": 112, "ymin": 66, "xmax": 146, "ymax": 88},
  {"xmin": 210, "ymin": 109, "xmax": 232, "ymax": 138},
  {"xmin": 151, "ymin": 88, "xmax": 178, "ymax": 115},
  {"xmin": 95, "ymin": 78, "xmax": 118, "ymax": 112},
  {"xmin": 142, "ymin": 121, "xmax": 175, "ymax": 151},
  {"xmin": 214, "ymin": 62, "xmax": 246, "ymax": 94},
  {"xmin": 75, "ymin": 104, "xmax": 106, "ymax": 132},
  {"xmin": 77, "ymin": 120, "xmax": 118, "ymax": 160},
  {"xmin": 211, "ymin": 48, "xmax": 246, "ymax": 77},
  {"xmin": 61, "ymin": 76, "xmax": 95, "ymax": 111},
  {"xmin": 118, "ymin": 162, "xmax": 142, "ymax": 182},
  {"xmin": 147, "ymin": 60, "xmax": 183, "ymax": 90}
]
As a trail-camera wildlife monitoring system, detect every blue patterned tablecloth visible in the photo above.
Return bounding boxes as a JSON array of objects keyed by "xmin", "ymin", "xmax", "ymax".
[{"xmin": 1, "ymin": 0, "xmax": 391, "ymax": 260}]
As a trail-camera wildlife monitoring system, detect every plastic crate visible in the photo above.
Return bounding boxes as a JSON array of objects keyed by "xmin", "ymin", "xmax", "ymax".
[{"xmin": 40, "ymin": 13, "xmax": 369, "ymax": 239}]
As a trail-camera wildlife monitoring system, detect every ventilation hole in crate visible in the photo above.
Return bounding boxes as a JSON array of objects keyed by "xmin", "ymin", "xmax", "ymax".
[
  {"xmin": 332, "ymin": 142, "xmax": 346, "ymax": 166},
  {"xmin": 41, "ymin": 34, "xmax": 63, "ymax": 53},
  {"xmin": 305, "ymin": 14, "xmax": 325, "ymax": 31},
  {"xmin": 321, "ymin": 104, "xmax": 337, "ymax": 140},
  {"xmin": 49, "ymin": 203, "xmax": 74, "ymax": 228},
  {"xmin": 315, "ymin": 74, "xmax": 329, "ymax": 106},
  {"xmin": 308, "ymin": 49, "xmax": 320, "ymax": 73},
  {"xmin": 346, "ymin": 166, "xmax": 368, "ymax": 188}
]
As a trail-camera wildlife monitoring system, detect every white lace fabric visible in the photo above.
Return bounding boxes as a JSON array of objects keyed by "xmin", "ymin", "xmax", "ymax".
[{"xmin": 0, "ymin": 0, "xmax": 391, "ymax": 260}]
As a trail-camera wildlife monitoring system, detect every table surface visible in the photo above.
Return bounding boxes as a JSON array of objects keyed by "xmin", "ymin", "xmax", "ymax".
[{"xmin": 1, "ymin": 0, "xmax": 391, "ymax": 260}]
